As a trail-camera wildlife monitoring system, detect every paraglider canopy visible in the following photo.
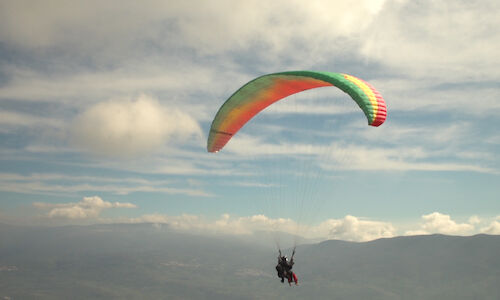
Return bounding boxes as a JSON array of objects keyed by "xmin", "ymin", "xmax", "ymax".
[{"xmin": 207, "ymin": 71, "xmax": 386, "ymax": 153}]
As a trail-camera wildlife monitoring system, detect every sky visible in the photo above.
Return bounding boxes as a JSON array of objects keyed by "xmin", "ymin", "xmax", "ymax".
[{"xmin": 0, "ymin": 0, "xmax": 499, "ymax": 242}]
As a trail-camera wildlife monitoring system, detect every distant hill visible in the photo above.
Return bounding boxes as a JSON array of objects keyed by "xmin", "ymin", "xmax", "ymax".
[
  {"xmin": 1, "ymin": 223, "xmax": 499, "ymax": 299},
  {"xmin": 296, "ymin": 234, "xmax": 500, "ymax": 299}
]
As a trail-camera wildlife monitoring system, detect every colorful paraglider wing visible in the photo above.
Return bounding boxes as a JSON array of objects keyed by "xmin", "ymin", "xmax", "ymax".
[{"xmin": 207, "ymin": 71, "xmax": 386, "ymax": 153}]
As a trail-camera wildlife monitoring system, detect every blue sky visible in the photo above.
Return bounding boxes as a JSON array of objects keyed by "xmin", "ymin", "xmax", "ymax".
[{"xmin": 0, "ymin": 0, "xmax": 499, "ymax": 242}]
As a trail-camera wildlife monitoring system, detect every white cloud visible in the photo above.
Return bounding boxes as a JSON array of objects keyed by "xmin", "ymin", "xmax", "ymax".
[
  {"xmin": 1, "ymin": 1, "xmax": 498, "ymax": 93},
  {"xmin": 2, "ymin": 1, "xmax": 498, "ymax": 120},
  {"xmin": 0, "ymin": 1, "xmax": 169, "ymax": 50},
  {"xmin": 321, "ymin": 215, "xmax": 396, "ymax": 242},
  {"xmin": 127, "ymin": 213, "xmax": 395, "ymax": 242},
  {"xmin": 71, "ymin": 94, "xmax": 202, "ymax": 157},
  {"xmin": 468, "ymin": 215, "xmax": 481, "ymax": 225},
  {"xmin": 20, "ymin": 209, "xmax": 500, "ymax": 239},
  {"xmin": 4, "ymin": 0, "xmax": 496, "ymax": 83},
  {"xmin": 34, "ymin": 196, "xmax": 136, "ymax": 219},
  {"xmin": 480, "ymin": 220, "xmax": 500, "ymax": 235},
  {"xmin": 362, "ymin": 1, "xmax": 500, "ymax": 81},
  {"xmin": 131, "ymin": 213, "xmax": 296, "ymax": 236},
  {"xmin": 405, "ymin": 212, "xmax": 475, "ymax": 236},
  {"xmin": 168, "ymin": 0, "xmax": 385, "ymax": 59},
  {"xmin": 0, "ymin": 0, "xmax": 382, "ymax": 67}
]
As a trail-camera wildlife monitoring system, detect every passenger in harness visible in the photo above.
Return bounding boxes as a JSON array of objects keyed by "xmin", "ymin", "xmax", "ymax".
[{"xmin": 275, "ymin": 249, "xmax": 298, "ymax": 285}]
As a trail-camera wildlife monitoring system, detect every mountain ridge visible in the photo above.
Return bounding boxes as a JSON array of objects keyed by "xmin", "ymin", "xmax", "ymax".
[{"xmin": 1, "ymin": 223, "xmax": 499, "ymax": 299}]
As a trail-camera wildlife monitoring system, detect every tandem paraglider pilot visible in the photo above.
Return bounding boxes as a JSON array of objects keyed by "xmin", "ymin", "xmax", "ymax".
[{"xmin": 276, "ymin": 249, "xmax": 298, "ymax": 286}]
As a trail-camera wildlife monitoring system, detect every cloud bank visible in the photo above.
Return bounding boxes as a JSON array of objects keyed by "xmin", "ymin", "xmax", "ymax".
[
  {"xmin": 26, "ymin": 200, "xmax": 500, "ymax": 241},
  {"xmin": 125, "ymin": 212, "xmax": 500, "ymax": 242},
  {"xmin": 128, "ymin": 213, "xmax": 396, "ymax": 242},
  {"xmin": 34, "ymin": 196, "xmax": 136, "ymax": 219}
]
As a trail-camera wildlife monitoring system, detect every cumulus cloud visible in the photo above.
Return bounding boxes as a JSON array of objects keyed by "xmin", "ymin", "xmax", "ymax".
[
  {"xmin": 29, "ymin": 209, "xmax": 499, "ymax": 240},
  {"xmin": 321, "ymin": 215, "xmax": 396, "ymax": 242},
  {"xmin": 71, "ymin": 95, "xmax": 201, "ymax": 156},
  {"xmin": 468, "ymin": 215, "xmax": 481, "ymax": 225},
  {"xmin": 480, "ymin": 219, "xmax": 500, "ymax": 235},
  {"xmin": 405, "ymin": 212, "xmax": 475, "ymax": 236},
  {"xmin": 34, "ymin": 196, "xmax": 136, "ymax": 219}
]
